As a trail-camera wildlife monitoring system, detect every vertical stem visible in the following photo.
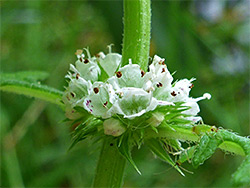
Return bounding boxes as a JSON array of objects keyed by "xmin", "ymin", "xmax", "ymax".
[
  {"xmin": 122, "ymin": 0, "xmax": 151, "ymax": 71},
  {"xmin": 93, "ymin": 136, "xmax": 126, "ymax": 187},
  {"xmin": 93, "ymin": 1, "xmax": 152, "ymax": 187}
]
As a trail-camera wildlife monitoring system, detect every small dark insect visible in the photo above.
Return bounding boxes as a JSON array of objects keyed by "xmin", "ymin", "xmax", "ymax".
[
  {"xmin": 141, "ymin": 70, "xmax": 145, "ymax": 77},
  {"xmin": 156, "ymin": 82, "xmax": 163, "ymax": 88},
  {"xmin": 76, "ymin": 73, "xmax": 80, "ymax": 79},
  {"xmin": 84, "ymin": 59, "xmax": 89, "ymax": 64},
  {"xmin": 171, "ymin": 91, "xmax": 177, "ymax": 96},
  {"xmin": 110, "ymin": 143, "xmax": 114, "ymax": 146},
  {"xmin": 189, "ymin": 84, "xmax": 194, "ymax": 89},
  {"xmin": 161, "ymin": 68, "xmax": 165, "ymax": 73},
  {"xmin": 93, "ymin": 87, "xmax": 99, "ymax": 94},
  {"xmin": 116, "ymin": 71, "xmax": 122, "ymax": 78},
  {"xmin": 70, "ymin": 92, "xmax": 75, "ymax": 97},
  {"xmin": 79, "ymin": 57, "xmax": 83, "ymax": 62}
]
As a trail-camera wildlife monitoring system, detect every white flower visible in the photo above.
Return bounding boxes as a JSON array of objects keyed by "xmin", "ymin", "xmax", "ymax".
[
  {"xmin": 146, "ymin": 55, "xmax": 174, "ymax": 100},
  {"xmin": 98, "ymin": 53, "xmax": 122, "ymax": 77},
  {"xmin": 83, "ymin": 82, "xmax": 115, "ymax": 118},
  {"xmin": 108, "ymin": 60, "xmax": 147, "ymax": 89},
  {"xmin": 64, "ymin": 48, "xmax": 211, "ymax": 127},
  {"xmin": 110, "ymin": 87, "xmax": 157, "ymax": 119}
]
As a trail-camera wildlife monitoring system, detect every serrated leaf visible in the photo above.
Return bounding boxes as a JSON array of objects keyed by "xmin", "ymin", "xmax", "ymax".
[
  {"xmin": 0, "ymin": 72, "xmax": 63, "ymax": 106},
  {"xmin": 117, "ymin": 133, "xmax": 141, "ymax": 175},
  {"xmin": 232, "ymin": 155, "xmax": 250, "ymax": 186},
  {"xmin": 192, "ymin": 133, "xmax": 222, "ymax": 168},
  {"xmin": 146, "ymin": 138, "xmax": 184, "ymax": 176}
]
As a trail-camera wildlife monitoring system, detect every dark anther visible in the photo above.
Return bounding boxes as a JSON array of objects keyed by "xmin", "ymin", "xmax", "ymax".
[
  {"xmin": 93, "ymin": 87, "xmax": 99, "ymax": 94},
  {"xmin": 156, "ymin": 82, "xmax": 163, "ymax": 88},
  {"xmin": 76, "ymin": 73, "xmax": 80, "ymax": 79},
  {"xmin": 161, "ymin": 68, "xmax": 165, "ymax": 73},
  {"xmin": 116, "ymin": 71, "xmax": 122, "ymax": 78},
  {"xmin": 162, "ymin": 61, "xmax": 165, "ymax": 65},
  {"xmin": 104, "ymin": 101, "xmax": 108, "ymax": 106},
  {"xmin": 79, "ymin": 57, "xmax": 83, "ymax": 62},
  {"xmin": 84, "ymin": 59, "xmax": 89, "ymax": 64},
  {"xmin": 141, "ymin": 70, "xmax": 145, "ymax": 77},
  {"xmin": 189, "ymin": 84, "xmax": 194, "ymax": 89},
  {"xmin": 171, "ymin": 91, "xmax": 177, "ymax": 96}
]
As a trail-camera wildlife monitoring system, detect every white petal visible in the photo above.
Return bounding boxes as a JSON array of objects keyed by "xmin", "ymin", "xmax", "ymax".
[{"xmin": 99, "ymin": 53, "xmax": 121, "ymax": 77}]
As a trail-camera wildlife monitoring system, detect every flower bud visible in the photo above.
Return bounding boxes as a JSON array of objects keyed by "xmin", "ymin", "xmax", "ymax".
[
  {"xmin": 147, "ymin": 112, "xmax": 165, "ymax": 127},
  {"xmin": 103, "ymin": 118, "xmax": 126, "ymax": 137}
]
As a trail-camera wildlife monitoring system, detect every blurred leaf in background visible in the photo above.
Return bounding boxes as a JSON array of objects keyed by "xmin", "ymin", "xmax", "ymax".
[{"xmin": 1, "ymin": 0, "xmax": 249, "ymax": 187}]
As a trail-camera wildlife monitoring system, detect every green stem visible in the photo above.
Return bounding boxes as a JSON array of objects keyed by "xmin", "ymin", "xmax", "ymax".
[
  {"xmin": 93, "ymin": 136, "xmax": 126, "ymax": 187},
  {"xmin": 93, "ymin": 1, "xmax": 152, "ymax": 187},
  {"xmin": 145, "ymin": 125, "xmax": 249, "ymax": 156},
  {"xmin": 121, "ymin": 0, "xmax": 151, "ymax": 71}
]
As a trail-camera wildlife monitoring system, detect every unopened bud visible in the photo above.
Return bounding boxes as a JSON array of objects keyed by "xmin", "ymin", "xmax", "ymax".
[
  {"xmin": 103, "ymin": 118, "xmax": 126, "ymax": 137},
  {"xmin": 147, "ymin": 112, "xmax": 165, "ymax": 127}
]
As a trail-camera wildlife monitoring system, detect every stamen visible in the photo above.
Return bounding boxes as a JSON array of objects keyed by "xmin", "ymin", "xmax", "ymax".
[
  {"xmin": 171, "ymin": 91, "xmax": 177, "ymax": 96},
  {"xmin": 84, "ymin": 59, "xmax": 89, "ymax": 64},
  {"xmin": 93, "ymin": 87, "xmax": 99, "ymax": 94},
  {"xmin": 116, "ymin": 71, "xmax": 122, "ymax": 78}
]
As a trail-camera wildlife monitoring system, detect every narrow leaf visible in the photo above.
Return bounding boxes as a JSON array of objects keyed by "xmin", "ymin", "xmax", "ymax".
[
  {"xmin": 117, "ymin": 133, "xmax": 141, "ymax": 175},
  {"xmin": 69, "ymin": 118, "xmax": 101, "ymax": 150},
  {"xmin": 146, "ymin": 138, "xmax": 184, "ymax": 176},
  {"xmin": 0, "ymin": 71, "xmax": 49, "ymax": 82},
  {"xmin": 0, "ymin": 72, "xmax": 63, "ymax": 106}
]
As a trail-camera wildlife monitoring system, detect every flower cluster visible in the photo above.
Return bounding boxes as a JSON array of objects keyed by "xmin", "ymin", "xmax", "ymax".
[{"xmin": 63, "ymin": 47, "xmax": 211, "ymax": 137}]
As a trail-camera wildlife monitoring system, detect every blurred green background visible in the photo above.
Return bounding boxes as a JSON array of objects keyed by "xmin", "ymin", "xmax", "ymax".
[{"xmin": 1, "ymin": 0, "xmax": 249, "ymax": 187}]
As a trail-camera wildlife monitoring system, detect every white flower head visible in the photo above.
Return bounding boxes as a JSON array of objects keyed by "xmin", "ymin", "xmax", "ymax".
[{"xmin": 64, "ymin": 47, "xmax": 211, "ymax": 135}]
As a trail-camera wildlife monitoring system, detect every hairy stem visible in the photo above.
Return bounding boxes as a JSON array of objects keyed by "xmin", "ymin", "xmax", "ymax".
[
  {"xmin": 121, "ymin": 0, "xmax": 151, "ymax": 71},
  {"xmin": 93, "ymin": 136, "xmax": 126, "ymax": 187}
]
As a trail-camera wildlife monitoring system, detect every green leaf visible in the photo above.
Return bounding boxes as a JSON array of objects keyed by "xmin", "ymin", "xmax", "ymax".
[
  {"xmin": 117, "ymin": 133, "xmax": 141, "ymax": 175},
  {"xmin": 178, "ymin": 146, "xmax": 196, "ymax": 164},
  {"xmin": 146, "ymin": 138, "xmax": 184, "ymax": 176},
  {"xmin": 218, "ymin": 129, "xmax": 249, "ymax": 156},
  {"xmin": 0, "ymin": 71, "xmax": 63, "ymax": 106},
  {"xmin": 0, "ymin": 71, "xmax": 49, "ymax": 82},
  {"xmin": 192, "ymin": 133, "xmax": 222, "ymax": 168},
  {"xmin": 232, "ymin": 155, "xmax": 250, "ymax": 186}
]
